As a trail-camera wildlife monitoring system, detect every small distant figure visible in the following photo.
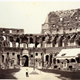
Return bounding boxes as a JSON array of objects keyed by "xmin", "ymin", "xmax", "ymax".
[{"xmin": 26, "ymin": 69, "xmax": 29, "ymax": 77}]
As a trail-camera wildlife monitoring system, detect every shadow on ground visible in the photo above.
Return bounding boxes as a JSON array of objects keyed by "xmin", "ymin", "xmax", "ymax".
[
  {"xmin": 0, "ymin": 69, "xmax": 20, "ymax": 79},
  {"xmin": 39, "ymin": 69, "xmax": 80, "ymax": 80}
]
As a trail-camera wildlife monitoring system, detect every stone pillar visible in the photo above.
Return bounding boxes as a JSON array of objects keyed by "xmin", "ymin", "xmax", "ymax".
[
  {"xmin": 48, "ymin": 55, "xmax": 50, "ymax": 65},
  {"xmin": 12, "ymin": 41, "xmax": 16, "ymax": 48},
  {"xmin": 42, "ymin": 49, "xmax": 46, "ymax": 68},
  {"xmin": 39, "ymin": 38, "xmax": 42, "ymax": 48},
  {"xmin": 23, "ymin": 43, "xmax": 26, "ymax": 48},
  {"xmin": 20, "ymin": 57, "xmax": 22, "ymax": 66},
  {"xmin": 16, "ymin": 42, "xmax": 19, "ymax": 48},
  {"xmin": 18, "ymin": 42, "xmax": 20, "ymax": 48},
  {"xmin": 33, "ymin": 36, "xmax": 36, "ymax": 47},
  {"xmin": 74, "ymin": 41, "xmax": 76, "ymax": 46},
  {"xmin": 51, "ymin": 42, "xmax": 52, "ymax": 47},
  {"xmin": 42, "ymin": 53, "xmax": 44, "ymax": 68},
  {"xmin": 14, "ymin": 54, "xmax": 17, "ymax": 65},
  {"xmin": 6, "ymin": 36, "xmax": 10, "ymax": 47},
  {"xmin": 45, "ymin": 42, "xmax": 47, "ymax": 48},
  {"xmin": 62, "ymin": 42, "xmax": 64, "ymax": 47},
  {"xmin": 52, "ymin": 41, "xmax": 55, "ymax": 47},
  {"xmin": 55, "ymin": 43, "xmax": 58, "ymax": 47},
  {"xmin": 27, "ymin": 37, "xmax": 30, "ymax": 48},
  {"xmin": 68, "ymin": 42, "xmax": 70, "ymax": 46},
  {"xmin": 52, "ymin": 57, "xmax": 53, "ymax": 69}
]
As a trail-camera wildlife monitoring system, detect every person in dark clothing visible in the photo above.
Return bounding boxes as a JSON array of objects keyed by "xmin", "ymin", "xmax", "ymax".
[{"xmin": 26, "ymin": 69, "xmax": 29, "ymax": 77}]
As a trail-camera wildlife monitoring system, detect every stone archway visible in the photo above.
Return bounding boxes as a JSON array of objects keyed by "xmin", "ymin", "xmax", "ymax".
[
  {"xmin": 22, "ymin": 55, "xmax": 29, "ymax": 67},
  {"xmin": 46, "ymin": 55, "xmax": 49, "ymax": 64},
  {"xmin": 2, "ymin": 55, "xmax": 4, "ymax": 63}
]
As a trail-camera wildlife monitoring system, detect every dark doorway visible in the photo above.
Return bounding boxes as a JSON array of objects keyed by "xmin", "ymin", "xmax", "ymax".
[
  {"xmin": 30, "ymin": 37, "xmax": 33, "ymax": 43},
  {"xmin": 46, "ymin": 55, "xmax": 49, "ymax": 64},
  {"xmin": 2, "ymin": 55, "xmax": 4, "ymax": 63},
  {"xmin": 22, "ymin": 55, "xmax": 29, "ymax": 67},
  {"xmin": 17, "ymin": 55, "xmax": 20, "ymax": 65}
]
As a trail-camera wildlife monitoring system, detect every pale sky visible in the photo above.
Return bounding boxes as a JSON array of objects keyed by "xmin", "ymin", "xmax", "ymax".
[{"xmin": 0, "ymin": 1, "xmax": 80, "ymax": 34}]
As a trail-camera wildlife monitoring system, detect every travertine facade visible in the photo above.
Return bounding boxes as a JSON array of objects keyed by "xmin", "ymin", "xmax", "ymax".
[{"xmin": 1, "ymin": 8, "xmax": 80, "ymax": 69}]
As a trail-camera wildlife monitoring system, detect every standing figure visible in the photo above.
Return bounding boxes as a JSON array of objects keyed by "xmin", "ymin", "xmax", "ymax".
[{"xmin": 26, "ymin": 69, "xmax": 29, "ymax": 77}]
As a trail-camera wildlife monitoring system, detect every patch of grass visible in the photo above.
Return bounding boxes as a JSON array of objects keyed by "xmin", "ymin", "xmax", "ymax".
[
  {"xmin": 0, "ymin": 69, "xmax": 20, "ymax": 79},
  {"xmin": 39, "ymin": 69, "xmax": 80, "ymax": 79}
]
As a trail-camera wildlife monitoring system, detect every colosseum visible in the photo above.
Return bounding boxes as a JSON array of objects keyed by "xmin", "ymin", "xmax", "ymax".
[{"xmin": 1, "ymin": 8, "xmax": 80, "ymax": 70}]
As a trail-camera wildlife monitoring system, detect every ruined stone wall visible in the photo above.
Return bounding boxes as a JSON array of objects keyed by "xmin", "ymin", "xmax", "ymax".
[{"xmin": 42, "ymin": 9, "xmax": 80, "ymax": 35}]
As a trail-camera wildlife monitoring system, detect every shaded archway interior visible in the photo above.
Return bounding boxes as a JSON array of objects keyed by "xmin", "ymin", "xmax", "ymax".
[{"xmin": 22, "ymin": 55, "xmax": 29, "ymax": 67}]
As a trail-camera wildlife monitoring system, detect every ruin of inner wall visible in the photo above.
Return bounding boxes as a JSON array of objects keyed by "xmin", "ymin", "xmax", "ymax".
[{"xmin": 42, "ymin": 8, "xmax": 80, "ymax": 35}]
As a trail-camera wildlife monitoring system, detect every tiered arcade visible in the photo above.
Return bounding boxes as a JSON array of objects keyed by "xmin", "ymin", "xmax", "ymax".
[{"xmin": 1, "ymin": 8, "xmax": 80, "ymax": 69}]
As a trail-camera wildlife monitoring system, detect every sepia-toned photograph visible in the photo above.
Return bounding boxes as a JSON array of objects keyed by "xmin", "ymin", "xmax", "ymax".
[{"xmin": 0, "ymin": 0, "xmax": 80, "ymax": 80}]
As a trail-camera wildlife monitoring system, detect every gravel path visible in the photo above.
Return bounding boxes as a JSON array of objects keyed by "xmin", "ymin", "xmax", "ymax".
[{"xmin": 12, "ymin": 67, "xmax": 61, "ymax": 80}]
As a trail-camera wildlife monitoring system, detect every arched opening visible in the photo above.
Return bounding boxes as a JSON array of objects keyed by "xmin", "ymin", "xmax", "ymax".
[
  {"xmin": 7, "ymin": 52, "xmax": 10, "ymax": 60},
  {"xmin": 71, "ymin": 58, "xmax": 75, "ymax": 62},
  {"xmin": 7, "ymin": 52, "xmax": 9, "ymax": 55},
  {"xmin": 22, "ymin": 55, "xmax": 29, "ymax": 67},
  {"xmin": 76, "ymin": 56, "xmax": 80, "ymax": 63},
  {"xmin": 2, "ymin": 55, "xmax": 4, "ymax": 63},
  {"xmin": 57, "ymin": 59, "xmax": 60, "ymax": 63},
  {"xmin": 16, "ymin": 38, "xmax": 20, "ymax": 47},
  {"xmin": 16, "ymin": 38, "xmax": 20, "ymax": 43},
  {"xmin": 30, "ymin": 37, "xmax": 33, "ymax": 43},
  {"xmin": 17, "ymin": 55, "xmax": 20, "ymax": 65},
  {"xmin": 46, "ymin": 55, "xmax": 49, "ymax": 64}
]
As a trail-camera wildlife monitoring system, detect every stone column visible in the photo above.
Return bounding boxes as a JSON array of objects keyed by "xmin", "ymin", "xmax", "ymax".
[
  {"xmin": 12, "ymin": 41, "xmax": 16, "ymax": 48},
  {"xmin": 14, "ymin": 54, "xmax": 17, "ymax": 65},
  {"xmin": 16, "ymin": 42, "xmax": 19, "ymax": 48},
  {"xmin": 42, "ymin": 52, "xmax": 44, "ymax": 68},
  {"xmin": 42, "ymin": 49, "xmax": 46, "ymax": 68},
  {"xmin": 62, "ymin": 41, "xmax": 64, "ymax": 47},
  {"xmin": 33, "ymin": 36, "xmax": 36, "ymax": 47},
  {"xmin": 48, "ymin": 55, "xmax": 51, "ymax": 66},
  {"xmin": 74, "ymin": 41, "xmax": 76, "ymax": 46},
  {"xmin": 23, "ymin": 43, "xmax": 26, "ymax": 49},
  {"xmin": 18, "ymin": 42, "xmax": 20, "ymax": 48},
  {"xmin": 38, "ymin": 37, "xmax": 42, "ymax": 48},
  {"xmin": 45, "ymin": 42, "xmax": 47, "ymax": 48},
  {"xmin": 55, "ymin": 43, "xmax": 58, "ymax": 47},
  {"xmin": 20, "ymin": 56, "xmax": 22, "ymax": 66},
  {"xmin": 51, "ymin": 42, "xmax": 52, "ymax": 47},
  {"xmin": 27, "ymin": 37, "xmax": 30, "ymax": 48},
  {"xmin": 6, "ymin": 36, "xmax": 10, "ymax": 47},
  {"xmin": 51, "ymin": 55, "xmax": 53, "ymax": 69},
  {"xmin": 4, "ymin": 54, "xmax": 6, "ymax": 63},
  {"xmin": 68, "ymin": 42, "xmax": 71, "ymax": 46}
]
